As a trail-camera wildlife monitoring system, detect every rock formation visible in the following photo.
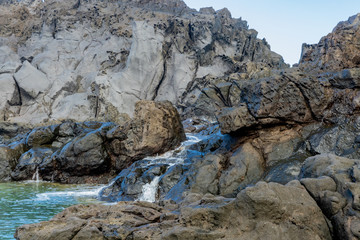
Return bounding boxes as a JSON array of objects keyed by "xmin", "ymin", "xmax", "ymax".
[
  {"xmin": 0, "ymin": 0, "xmax": 286, "ymax": 125},
  {"xmin": 1, "ymin": 0, "xmax": 360, "ymax": 240},
  {"xmin": 15, "ymin": 181, "xmax": 331, "ymax": 240},
  {"xmin": 2, "ymin": 100, "xmax": 185, "ymax": 184},
  {"xmin": 300, "ymin": 13, "xmax": 360, "ymax": 71}
]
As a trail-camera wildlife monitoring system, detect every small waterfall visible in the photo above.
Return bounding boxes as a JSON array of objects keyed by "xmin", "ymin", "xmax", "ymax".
[
  {"xmin": 32, "ymin": 167, "xmax": 40, "ymax": 182},
  {"xmin": 142, "ymin": 133, "xmax": 204, "ymax": 167},
  {"xmin": 137, "ymin": 176, "xmax": 160, "ymax": 203},
  {"xmin": 99, "ymin": 128, "xmax": 223, "ymax": 202}
]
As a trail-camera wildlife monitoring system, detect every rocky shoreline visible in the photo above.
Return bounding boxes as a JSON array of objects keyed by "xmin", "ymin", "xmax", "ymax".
[{"xmin": 1, "ymin": 0, "xmax": 360, "ymax": 239}]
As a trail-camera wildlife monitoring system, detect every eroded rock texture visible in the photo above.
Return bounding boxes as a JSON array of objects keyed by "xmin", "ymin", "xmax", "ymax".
[
  {"xmin": 0, "ymin": 0, "xmax": 286, "ymax": 125},
  {"xmin": 15, "ymin": 181, "xmax": 331, "ymax": 240},
  {"xmin": 1, "ymin": 100, "xmax": 185, "ymax": 183},
  {"xmin": 300, "ymin": 13, "xmax": 360, "ymax": 71}
]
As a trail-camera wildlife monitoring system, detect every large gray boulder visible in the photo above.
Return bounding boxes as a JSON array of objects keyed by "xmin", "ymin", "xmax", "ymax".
[
  {"xmin": 14, "ymin": 61, "xmax": 50, "ymax": 99},
  {"xmin": 219, "ymin": 142, "xmax": 264, "ymax": 195},
  {"xmin": 106, "ymin": 100, "xmax": 186, "ymax": 171},
  {"xmin": 0, "ymin": 73, "xmax": 18, "ymax": 121}
]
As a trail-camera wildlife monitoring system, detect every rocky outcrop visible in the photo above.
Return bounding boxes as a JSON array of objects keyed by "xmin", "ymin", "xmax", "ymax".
[
  {"xmin": 0, "ymin": 100, "xmax": 185, "ymax": 183},
  {"xmin": 0, "ymin": 145, "xmax": 24, "ymax": 181},
  {"xmin": 299, "ymin": 154, "xmax": 360, "ymax": 239},
  {"xmin": 105, "ymin": 100, "xmax": 185, "ymax": 171},
  {"xmin": 300, "ymin": 13, "xmax": 360, "ymax": 71},
  {"xmin": 0, "ymin": 0, "xmax": 286, "ymax": 125},
  {"xmin": 215, "ymin": 67, "xmax": 360, "ymax": 135},
  {"xmin": 15, "ymin": 181, "xmax": 331, "ymax": 240}
]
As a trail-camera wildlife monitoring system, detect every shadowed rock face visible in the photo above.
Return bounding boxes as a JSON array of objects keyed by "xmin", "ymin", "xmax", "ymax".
[{"xmin": 0, "ymin": 0, "xmax": 286, "ymax": 125}]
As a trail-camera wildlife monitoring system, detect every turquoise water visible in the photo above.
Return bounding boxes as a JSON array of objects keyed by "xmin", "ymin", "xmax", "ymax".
[{"xmin": 0, "ymin": 181, "xmax": 104, "ymax": 240}]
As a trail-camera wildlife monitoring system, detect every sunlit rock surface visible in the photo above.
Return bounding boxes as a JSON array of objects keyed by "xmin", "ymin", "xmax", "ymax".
[{"xmin": 0, "ymin": 0, "xmax": 286, "ymax": 125}]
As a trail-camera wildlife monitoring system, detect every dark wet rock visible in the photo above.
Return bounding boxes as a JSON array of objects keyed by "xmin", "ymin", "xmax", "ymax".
[
  {"xmin": 100, "ymin": 124, "xmax": 229, "ymax": 202},
  {"xmin": 3, "ymin": 100, "xmax": 185, "ymax": 184},
  {"xmin": 26, "ymin": 125, "xmax": 58, "ymax": 147},
  {"xmin": 306, "ymin": 117, "xmax": 360, "ymax": 159},
  {"xmin": 189, "ymin": 128, "xmax": 233, "ymax": 154},
  {"xmin": 52, "ymin": 131, "xmax": 109, "ymax": 178},
  {"xmin": 30, "ymin": 122, "xmax": 115, "ymax": 184},
  {"xmin": 183, "ymin": 78, "xmax": 243, "ymax": 121},
  {"xmin": 15, "ymin": 181, "xmax": 331, "ymax": 240},
  {"xmin": 158, "ymin": 164, "xmax": 184, "ymax": 198},
  {"xmin": 100, "ymin": 161, "xmax": 168, "ymax": 201},
  {"xmin": 242, "ymin": 74, "xmax": 313, "ymax": 123},
  {"xmin": 0, "ymin": 122, "xmax": 29, "ymax": 145},
  {"xmin": 264, "ymin": 159, "xmax": 304, "ymax": 184},
  {"xmin": 0, "ymin": 146, "xmax": 22, "ymax": 181},
  {"xmin": 215, "ymin": 66, "xmax": 360, "ymax": 137},
  {"xmin": 11, "ymin": 148, "xmax": 54, "ymax": 181}
]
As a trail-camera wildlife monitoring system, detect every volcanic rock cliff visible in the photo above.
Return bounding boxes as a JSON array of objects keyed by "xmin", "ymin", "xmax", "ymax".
[{"xmin": 0, "ymin": 0, "xmax": 285, "ymax": 125}]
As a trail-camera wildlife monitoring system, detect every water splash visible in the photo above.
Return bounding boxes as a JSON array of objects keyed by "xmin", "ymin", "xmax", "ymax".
[
  {"xmin": 137, "ymin": 176, "xmax": 160, "ymax": 202},
  {"xmin": 143, "ymin": 133, "xmax": 204, "ymax": 166},
  {"xmin": 36, "ymin": 185, "xmax": 104, "ymax": 201},
  {"xmin": 32, "ymin": 167, "xmax": 40, "ymax": 182}
]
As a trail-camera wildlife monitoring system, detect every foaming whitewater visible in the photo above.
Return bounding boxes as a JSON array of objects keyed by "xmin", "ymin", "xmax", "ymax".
[
  {"xmin": 142, "ymin": 133, "xmax": 205, "ymax": 166},
  {"xmin": 35, "ymin": 184, "xmax": 105, "ymax": 202},
  {"xmin": 100, "ymin": 125, "xmax": 226, "ymax": 203},
  {"xmin": 137, "ymin": 176, "xmax": 161, "ymax": 202},
  {"xmin": 134, "ymin": 131, "xmax": 214, "ymax": 202}
]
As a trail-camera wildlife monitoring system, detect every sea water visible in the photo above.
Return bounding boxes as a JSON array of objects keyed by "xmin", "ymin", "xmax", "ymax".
[
  {"xmin": 0, "ymin": 129, "xmax": 218, "ymax": 239},
  {"xmin": 0, "ymin": 181, "xmax": 104, "ymax": 240}
]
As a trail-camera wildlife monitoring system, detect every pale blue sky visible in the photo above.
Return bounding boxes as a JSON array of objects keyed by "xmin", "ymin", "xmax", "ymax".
[{"xmin": 183, "ymin": 0, "xmax": 360, "ymax": 65}]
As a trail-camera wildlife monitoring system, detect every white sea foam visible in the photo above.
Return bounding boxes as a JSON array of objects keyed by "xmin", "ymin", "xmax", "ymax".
[
  {"xmin": 35, "ymin": 186, "xmax": 104, "ymax": 201},
  {"xmin": 137, "ymin": 176, "xmax": 160, "ymax": 203}
]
